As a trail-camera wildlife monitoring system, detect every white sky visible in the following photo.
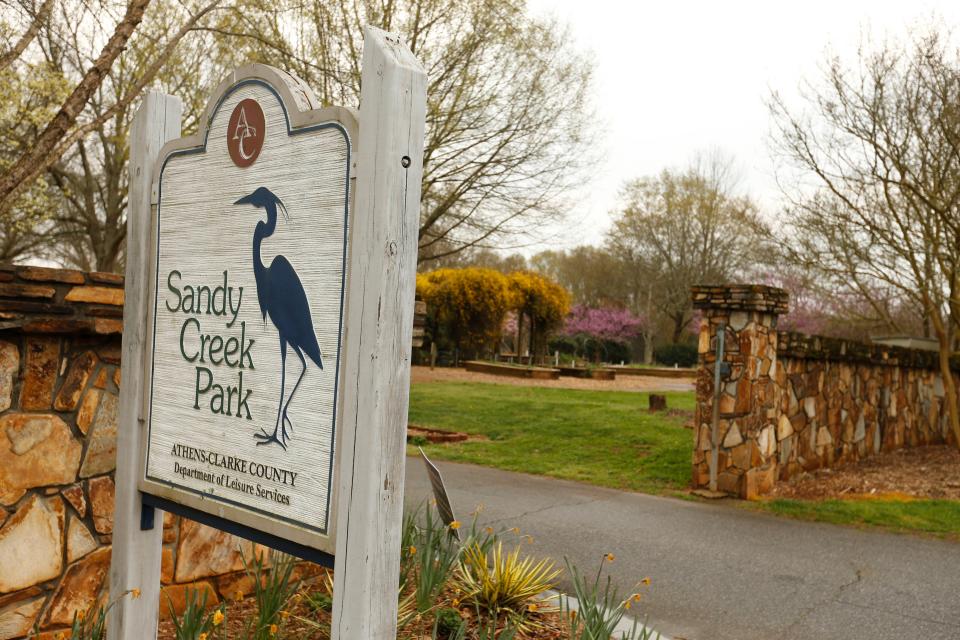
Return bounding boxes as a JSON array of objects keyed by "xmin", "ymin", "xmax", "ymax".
[{"xmin": 525, "ymin": 0, "xmax": 960, "ymax": 251}]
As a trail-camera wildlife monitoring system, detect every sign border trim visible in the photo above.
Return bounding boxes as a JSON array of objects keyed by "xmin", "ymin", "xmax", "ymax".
[{"xmin": 137, "ymin": 65, "xmax": 358, "ymax": 555}]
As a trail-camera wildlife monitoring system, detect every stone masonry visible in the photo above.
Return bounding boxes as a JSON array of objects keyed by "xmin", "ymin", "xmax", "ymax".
[
  {"xmin": 691, "ymin": 284, "xmax": 958, "ymax": 499},
  {"xmin": 0, "ymin": 265, "xmax": 322, "ymax": 640}
]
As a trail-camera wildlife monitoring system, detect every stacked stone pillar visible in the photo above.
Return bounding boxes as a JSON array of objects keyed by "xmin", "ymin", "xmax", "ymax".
[{"xmin": 691, "ymin": 285, "xmax": 789, "ymax": 498}]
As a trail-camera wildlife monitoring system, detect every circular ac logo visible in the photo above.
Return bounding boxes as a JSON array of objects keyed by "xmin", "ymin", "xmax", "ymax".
[{"xmin": 227, "ymin": 99, "xmax": 265, "ymax": 168}]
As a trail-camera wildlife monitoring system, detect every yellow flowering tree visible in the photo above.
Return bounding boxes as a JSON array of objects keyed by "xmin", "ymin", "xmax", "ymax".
[
  {"xmin": 416, "ymin": 268, "xmax": 513, "ymax": 359},
  {"xmin": 508, "ymin": 271, "xmax": 571, "ymax": 359}
]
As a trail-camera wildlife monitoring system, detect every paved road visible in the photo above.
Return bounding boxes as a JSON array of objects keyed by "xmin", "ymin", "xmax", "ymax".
[{"xmin": 405, "ymin": 459, "xmax": 960, "ymax": 640}]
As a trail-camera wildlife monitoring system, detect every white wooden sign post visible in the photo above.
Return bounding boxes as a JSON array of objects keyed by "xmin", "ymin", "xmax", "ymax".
[{"xmin": 109, "ymin": 26, "xmax": 425, "ymax": 640}]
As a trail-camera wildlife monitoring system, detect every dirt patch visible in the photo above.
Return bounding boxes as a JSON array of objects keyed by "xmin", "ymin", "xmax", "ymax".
[
  {"xmin": 408, "ymin": 423, "xmax": 471, "ymax": 443},
  {"xmin": 411, "ymin": 365, "xmax": 695, "ymax": 393},
  {"xmin": 770, "ymin": 445, "xmax": 960, "ymax": 500}
]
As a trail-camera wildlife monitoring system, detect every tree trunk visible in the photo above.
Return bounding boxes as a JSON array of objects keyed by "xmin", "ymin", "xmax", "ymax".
[
  {"xmin": 642, "ymin": 285, "xmax": 654, "ymax": 364},
  {"xmin": 930, "ymin": 312, "xmax": 960, "ymax": 449},
  {"xmin": 642, "ymin": 330, "xmax": 654, "ymax": 364},
  {"xmin": 671, "ymin": 313, "xmax": 686, "ymax": 343}
]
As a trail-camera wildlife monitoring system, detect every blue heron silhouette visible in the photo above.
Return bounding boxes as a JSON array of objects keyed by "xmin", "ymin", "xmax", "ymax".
[{"xmin": 234, "ymin": 187, "xmax": 322, "ymax": 450}]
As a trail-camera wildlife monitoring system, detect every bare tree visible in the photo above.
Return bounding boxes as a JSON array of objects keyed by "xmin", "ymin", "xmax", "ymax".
[
  {"xmin": 40, "ymin": 2, "xmax": 222, "ymax": 271},
  {"xmin": 607, "ymin": 154, "xmax": 767, "ymax": 344},
  {"xmin": 0, "ymin": 0, "xmax": 53, "ymax": 72},
  {"xmin": 0, "ymin": 0, "xmax": 224, "ymax": 268},
  {"xmin": 0, "ymin": 0, "xmax": 222, "ymax": 225},
  {"xmin": 211, "ymin": 0, "xmax": 597, "ymax": 261},
  {"xmin": 770, "ymin": 29, "xmax": 960, "ymax": 448}
]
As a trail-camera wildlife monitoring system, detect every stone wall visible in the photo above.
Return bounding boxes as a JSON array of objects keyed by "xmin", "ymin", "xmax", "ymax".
[
  {"xmin": 0, "ymin": 265, "xmax": 320, "ymax": 640},
  {"xmin": 691, "ymin": 284, "xmax": 958, "ymax": 499}
]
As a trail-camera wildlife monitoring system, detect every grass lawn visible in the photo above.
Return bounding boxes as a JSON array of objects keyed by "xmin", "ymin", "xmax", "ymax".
[
  {"xmin": 408, "ymin": 381, "xmax": 694, "ymax": 494},
  {"xmin": 749, "ymin": 498, "xmax": 960, "ymax": 538}
]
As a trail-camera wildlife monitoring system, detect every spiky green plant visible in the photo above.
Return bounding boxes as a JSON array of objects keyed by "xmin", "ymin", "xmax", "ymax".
[
  {"xmin": 240, "ymin": 549, "xmax": 298, "ymax": 640},
  {"xmin": 456, "ymin": 540, "xmax": 560, "ymax": 619},
  {"xmin": 168, "ymin": 587, "xmax": 227, "ymax": 640},
  {"xmin": 561, "ymin": 556, "xmax": 659, "ymax": 640}
]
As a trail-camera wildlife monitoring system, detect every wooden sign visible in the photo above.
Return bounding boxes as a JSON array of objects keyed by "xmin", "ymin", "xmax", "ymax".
[
  {"xmin": 137, "ymin": 65, "xmax": 355, "ymax": 558},
  {"xmin": 110, "ymin": 27, "xmax": 426, "ymax": 640}
]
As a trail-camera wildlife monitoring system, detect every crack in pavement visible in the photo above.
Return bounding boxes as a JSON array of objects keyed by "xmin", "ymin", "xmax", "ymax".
[
  {"xmin": 830, "ymin": 598, "xmax": 960, "ymax": 629},
  {"xmin": 785, "ymin": 565, "xmax": 959, "ymax": 634},
  {"xmin": 481, "ymin": 495, "xmax": 610, "ymax": 525},
  {"xmin": 783, "ymin": 563, "xmax": 863, "ymax": 638}
]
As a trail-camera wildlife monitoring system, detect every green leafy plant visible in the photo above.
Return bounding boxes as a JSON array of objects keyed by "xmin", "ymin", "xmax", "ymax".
[
  {"xmin": 430, "ymin": 616, "xmax": 467, "ymax": 640},
  {"xmin": 417, "ymin": 507, "xmax": 464, "ymax": 613},
  {"xmin": 456, "ymin": 540, "xmax": 560, "ymax": 620},
  {"xmin": 409, "ymin": 435, "xmax": 430, "ymax": 447},
  {"xmin": 168, "ymin": 587, "xmax": 227, "ymax": 640},
  {"xmin": 63, "ymin": 605, "xmax": 109, "ymax": 640},
  {"xmin": 433, "ymin": 606, "xmax": 464, "ymax": 636},
  {"xmin": 561, "ymin": 556, "xmax": 659, "ymax": 640},
  {"xmin": 302, "ymin": 590, "xmax": 332, "ymax": 613},
  {"xmin": 241, "ymin": 549, "xmax": 298, "ymax": 640},
  {"xmin": 427, "ymin": 608, "xmax": 518, "ymax": 640}
]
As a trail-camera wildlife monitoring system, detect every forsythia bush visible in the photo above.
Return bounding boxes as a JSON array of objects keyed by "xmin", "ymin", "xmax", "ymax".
[
  {"xmin": 417, "ymin": 268, "xmax": 513, "ymax": 356},
  {"xmin": 417, "ymin": 268, "xmax": 571, "ymax": 359},
  {"xmin": 508, "ymin": 271, "xmax": 571, "ymax": 356}
]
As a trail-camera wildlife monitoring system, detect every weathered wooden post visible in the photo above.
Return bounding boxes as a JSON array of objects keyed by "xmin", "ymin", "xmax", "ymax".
[
  {"xmin": 108, "ymin": 26, "xmax": 424, "ymax": 640},
  {"xmin": 331, "ymin": 26, "xmax": 426, "ymax": 639},
  {"xmin": 108, "ymin": 91, "xmax": 181, "ymax": 639}
]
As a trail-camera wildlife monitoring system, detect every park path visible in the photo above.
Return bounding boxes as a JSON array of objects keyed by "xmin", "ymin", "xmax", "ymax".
[
  {"xmin": 405, "ymin": 459, "xmax": 960, "ymax": 640},
  {"xmin": 410, "ymin": 365, "xmax": 695, "ymax": 393}
]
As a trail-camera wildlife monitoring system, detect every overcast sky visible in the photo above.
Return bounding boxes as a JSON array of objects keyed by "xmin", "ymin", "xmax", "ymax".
[{"xmin": 524, "ymin": 0, "xmax": 960, "ymax": 250}]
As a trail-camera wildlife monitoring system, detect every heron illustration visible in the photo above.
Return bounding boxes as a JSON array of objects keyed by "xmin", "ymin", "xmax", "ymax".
[{"xmin": 234, "ymin": 187, "xmax": 322, "ymax": 449}]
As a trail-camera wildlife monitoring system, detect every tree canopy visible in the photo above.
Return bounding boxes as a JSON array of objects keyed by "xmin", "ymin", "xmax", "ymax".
[
  {"xmin": 210, "ymin": 0, "xmax": 597, "ymax": 262},
  {"xmin": 0, "ymin": 0, "xmax": 595, "ymax": 271},
  {"xmin": 607, "ymin": 154, "xmax": 767, "ymax": 344}
]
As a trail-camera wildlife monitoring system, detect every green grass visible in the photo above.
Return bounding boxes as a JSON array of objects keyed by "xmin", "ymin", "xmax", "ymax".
[
  {"xmin": 408, "ymin": 381, "xmax": 694, "ymax": 494},
  {"xmin": 750, "ymin": 498, "xmax": 960, "ymax": 538}
]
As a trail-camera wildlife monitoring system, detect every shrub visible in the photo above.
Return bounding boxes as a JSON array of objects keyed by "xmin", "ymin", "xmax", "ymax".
[
  {"xmin": 417, "ymin": 268, "xmax": 513, "ymax": 358},
  {"xmin": 653, "ymin": 342, "xmax": 697, "ymax": 367},
  {"xmin": 508, "ymin": 271, "xmax": 571, "ymax": 357},
  {"xmin": 456, "ymin": 540, "xmax": 560, "ymax": 619},
  {"xmin": 434, "ymin": 606, "xmax": 464, "ymax": 635}
]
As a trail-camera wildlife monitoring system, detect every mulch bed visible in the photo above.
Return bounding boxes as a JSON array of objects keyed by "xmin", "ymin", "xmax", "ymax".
[
  {"xmin": 157, "ymin": 592, "xmax": 330, "ymax": 639},
  {"xmin": 770, "ymin": 445, "xmax": 960, "ymax": 500}
]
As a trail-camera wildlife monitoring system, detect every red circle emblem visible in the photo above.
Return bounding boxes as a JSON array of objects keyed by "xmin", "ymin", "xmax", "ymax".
[{"xmin": 227, "ymin": 99, "xmax": 265, "ymax": 168}]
